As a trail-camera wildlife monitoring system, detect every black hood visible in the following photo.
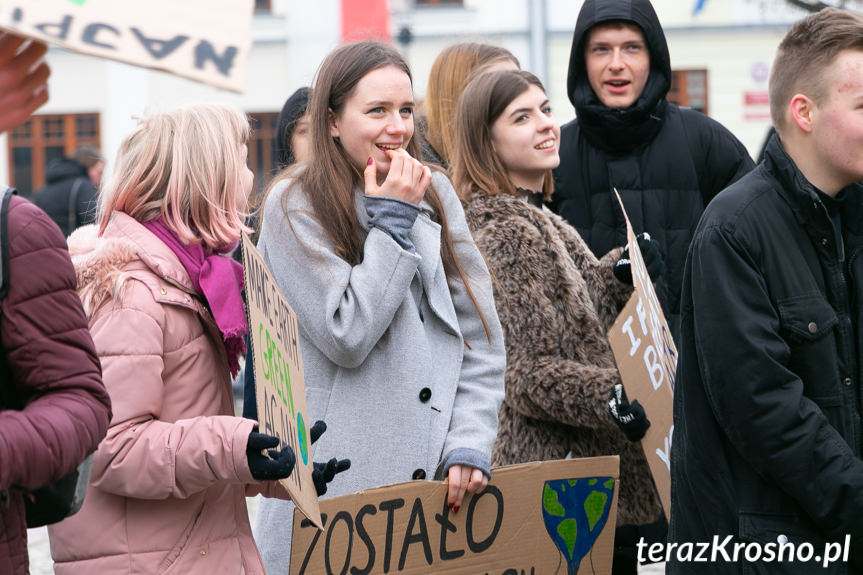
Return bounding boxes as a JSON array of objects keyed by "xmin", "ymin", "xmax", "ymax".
[
  {"xmin": 45, "ymin": 157, "xmax": 88, "ymax": 184},
  {"xmin": 567, "ymin": 0, "xmax": 672, "ymax": 152}
]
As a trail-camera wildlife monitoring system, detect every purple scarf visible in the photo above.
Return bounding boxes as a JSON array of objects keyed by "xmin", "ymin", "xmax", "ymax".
[{"xmin": 143, "ymin": 218, "xmax": 247, "ymax": 377}]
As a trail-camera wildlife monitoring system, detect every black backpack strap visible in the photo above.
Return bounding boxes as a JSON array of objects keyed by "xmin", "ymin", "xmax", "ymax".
[
  {"xmin": 678, "ymin": 108, "xmax": 710, "ymax": 207},
  {"xmin": 67, "ymin": 178, "xmax": 85, "ymax": 235},
  {"xmin": 0, "ymin": 186, "xmax": 17, "ymax": 300}
]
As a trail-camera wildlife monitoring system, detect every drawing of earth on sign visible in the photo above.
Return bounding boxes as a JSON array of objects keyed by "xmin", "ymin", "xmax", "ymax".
[{"xmin": 542, "ymin": 477, "xmax": 615, "ymax": 574}]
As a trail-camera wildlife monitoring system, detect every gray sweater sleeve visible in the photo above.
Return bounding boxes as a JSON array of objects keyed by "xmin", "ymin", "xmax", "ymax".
[{"xmin": 363, "ymin": 195, "xmax": 420, "ymax": 253}]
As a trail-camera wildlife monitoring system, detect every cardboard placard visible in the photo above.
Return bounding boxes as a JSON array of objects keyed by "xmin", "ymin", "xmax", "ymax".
[
  {"xmin": 291, "ymin": 457, "xmax": 620, "ymax": 575},
  {"xmin": 0, "ymin": 0, "xmax": 253, "ymax": 92},
  {"xmin": 607, "ymin": 189, "xmax": 676, "ymax": 519},
  {"xmin": 242, "ymin": 233, "xmax": 323, "ymax": 530}
]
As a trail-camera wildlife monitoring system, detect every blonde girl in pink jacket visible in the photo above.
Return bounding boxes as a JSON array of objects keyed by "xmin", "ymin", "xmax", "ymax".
[{"xmin": 48, "ymin": 104, "xmax": 340, "ymax": 574}]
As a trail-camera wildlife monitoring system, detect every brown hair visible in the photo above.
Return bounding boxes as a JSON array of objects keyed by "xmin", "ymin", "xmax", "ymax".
[
  {"xmin": 452, "ymin": 70, "xmax": 553, "ymax": 202},
  {"xmin": 425, "ymin": 42, "xmax": 519, "ymax": 166},
  {"xmin": 770, "ymin": 7, "xmax": 863, "ymax": 133},
  {"xmin": 269, "ymin": 40, "xmax": 490, "ymax": 336}
]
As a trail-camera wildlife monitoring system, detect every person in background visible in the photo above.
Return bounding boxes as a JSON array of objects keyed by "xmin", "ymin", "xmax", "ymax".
[
  {"xmin": 33, "ymin": 146, "xmax": 103, "ymax": 237},
  {"xmin": 250, "ymin": 41, "xmax": 506, "ymax": 574},
  {"xmin": 550, "ymin": 0, "xmax": 754, "ymax": 345},
  {"xmin": 669, "ymin": 9, "xmax": 863, "ymax": 573},
  {"xmin": 0, "ymin": 31, "xmax": 111, "ymax": 575},
  {"xmin": 422, "ymin": 42, "xmax": 519, "ymax": 168},
  {"xmin": 274, "ymin": 86, "xmax": 312, "ymax": 171},
  {"xmin": 74, "ymin": 146, "xmax": 105, "ymax": 189},
  {"xmin": 452, "ymin": 68, "xmax": 663, "ymax": 575},
  {"xmin": 48, "ymin": 104, "xmax": 346, "ymax": 574}
]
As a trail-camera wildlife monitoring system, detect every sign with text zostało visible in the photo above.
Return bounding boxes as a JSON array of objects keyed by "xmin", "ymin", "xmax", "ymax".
[
  {"xmin": 0, "ymin": 0, "xmax": 252, "ymax": 92},
  {"xmin": 291, "ymin": 457, "xmax": 620, "ymax": 575},
  {"xmin": 608, "ymin": 189, "xmax": 676, "ymax": 519},
  {"xmin": 242, "ymin": 233, "xmax": 322, "ymax": 530}
]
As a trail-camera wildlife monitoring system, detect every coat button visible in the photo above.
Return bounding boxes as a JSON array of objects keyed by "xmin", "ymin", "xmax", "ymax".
[
  {"xmin": 844, "ymin": 377, "xmax": 853, "ymax": 386},
  {"xmin": 808, "ymin": 322, "xmax": 817, "ymax": 334},
  {"xmin": 777, "ymin": 534, "xmax": 788, "ymax": 545},
  {"xmin": 821, "ymin": 238, "xmax": 829, "ymax": 246},
  {"xmin": 419, "ymin": 387, "xmax": 432, "ymax": 402},
  {"xmin": 160, "ymin": 288, "xmax": 168, "ymax": 295},
  {"xmin": 412, "ymin": 468, "xmax": 426, "ymax": 480},
  {"xmin": 200, "ymin": 550, "xmax": 207, "ymax": 556}
]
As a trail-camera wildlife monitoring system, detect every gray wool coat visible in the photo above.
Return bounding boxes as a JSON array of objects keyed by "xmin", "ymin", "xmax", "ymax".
[
  {"xmin": 252, "ymin": 172, "xmax": 506, "ymax": 574},
  {"xmin": 463, "ymin": 191, "xmax": 663, "ymax": 527}
]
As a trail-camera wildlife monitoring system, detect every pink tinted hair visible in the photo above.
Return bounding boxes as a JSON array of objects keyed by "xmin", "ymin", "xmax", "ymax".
[{"xmin": 98, "ymin": 103, "xmax": 252, "ymax": 249}]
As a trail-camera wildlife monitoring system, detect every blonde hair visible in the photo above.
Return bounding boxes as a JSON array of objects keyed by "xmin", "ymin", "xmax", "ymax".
[
  {"xmin": 98, "ymin": 103, "xmax": 251, "ymax": 249},
  {"xmin": 425, "ymin": 42, "xmax": 519, "ymax": 166}
]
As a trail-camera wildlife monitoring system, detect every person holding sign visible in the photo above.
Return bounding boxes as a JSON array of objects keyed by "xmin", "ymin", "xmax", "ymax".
[
  {"xmin": 47, "ymin": 104, "xmax": 320, "ymax": 575},
  {"xmin": 669, "ymin": 9, "xmax": 863, "ymax": 573},
  {"xmin": 251, "ymin": 41, "xmax": 506, "ymax": 574},
  {"xmin": 451, "ymin": 69, "xmax": 665, "ymax": 575}
]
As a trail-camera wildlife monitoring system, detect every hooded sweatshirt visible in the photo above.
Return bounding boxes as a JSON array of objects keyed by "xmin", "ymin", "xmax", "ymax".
[{"xmin": 551, "ymin": 0, "xmax": 754, "ymax": 343}]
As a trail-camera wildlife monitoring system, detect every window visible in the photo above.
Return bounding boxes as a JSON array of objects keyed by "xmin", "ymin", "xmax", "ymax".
[
  {"xmin": 668, "ymin": 69, "xmax": 708, "ymax": 114},
  {"xmin": 247, "ymin": 112, "xmax": 280, "ymax": 199},
  {"xmin": 7, "ymin": 113, "xmax": 100, "ymax": 198},
  {"xmin": 254, "ymin": 0, "xmax": 272, "ymax": 12}
]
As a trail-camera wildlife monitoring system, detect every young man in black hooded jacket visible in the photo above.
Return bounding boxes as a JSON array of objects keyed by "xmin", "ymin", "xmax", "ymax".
[{"xmin": 550, "ymin": 0, "xmax": 754, "ymax": 346}]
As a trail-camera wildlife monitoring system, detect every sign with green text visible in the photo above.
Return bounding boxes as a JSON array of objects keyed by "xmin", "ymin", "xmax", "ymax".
[
  {"xmin": 291, "ymin": 457, "xmax": 619, "ymax": 575},
  {"xmin": 0, "ymin": 0, "xmax": 253, "ymax": 91},
  {"xmin": 242, "ymin": 233, "xmax": 322, "ymax": 529}
]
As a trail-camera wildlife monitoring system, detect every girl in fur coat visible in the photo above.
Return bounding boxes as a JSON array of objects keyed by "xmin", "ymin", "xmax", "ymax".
[{"xmin": 451, "ymin": 70, "xmax": 665, "ymax": 575}]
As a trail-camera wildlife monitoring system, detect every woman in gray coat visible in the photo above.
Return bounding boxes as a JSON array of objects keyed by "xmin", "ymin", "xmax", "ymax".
[{"xmin": 251, "ymin": 41, "xmax": 506, "ymax": 574}]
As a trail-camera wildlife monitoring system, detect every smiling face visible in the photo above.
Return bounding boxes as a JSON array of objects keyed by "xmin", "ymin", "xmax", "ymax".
[
  {"xmin": 584, "ymin": 22, "xmax": 650, "ymax": 109},
  {"xmin": 490, "ymin": 84, "xmax": 560, "ymax": 191},
  {"xmin": 329, "ymin": 65, "xmax": 415, "ymax": 182}
]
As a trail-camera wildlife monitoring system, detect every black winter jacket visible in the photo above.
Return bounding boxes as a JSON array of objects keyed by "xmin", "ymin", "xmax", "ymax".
[
  {"xmin": 668, "ymin": 133, "xmax": 863, "ymax": 574},
  {"xmin": 32, "ymin": 158, "xmax": 98, "ymax": 238},
  {"xmin": 550, "ymin": 0, "xmax": 754, "ymax": 342}
]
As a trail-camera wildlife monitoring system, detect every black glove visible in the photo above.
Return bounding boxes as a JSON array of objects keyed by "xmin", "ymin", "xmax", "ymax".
[
  {"xmin": 305, "ymin": 420, "xmax": 351, "ymax": 495},
  {"xmin": 312, "ymin": 458, "xmax": 352, "ymax": 496},
  {"xmin": 608, "ymin": 384, "xmax": 650, "ymax": 442},
  {"xmin": 247, "ymin": 431, "xmax": 296, "ymax": 481},
  {"xmin": 613, "ymin": 232, "xmax": 666, "ymax": 285}
]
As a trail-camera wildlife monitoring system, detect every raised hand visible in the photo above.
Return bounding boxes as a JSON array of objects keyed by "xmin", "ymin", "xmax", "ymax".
[{"xmin": 364, "ymin": 148, "xmax": 431, "ymax": 205}]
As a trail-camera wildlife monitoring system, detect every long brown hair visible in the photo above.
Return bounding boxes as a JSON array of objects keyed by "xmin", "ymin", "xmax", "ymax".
[
  {"xmin": 269, "ymin": 40, "xmax": 490, "ymax": 336},
  {"xmin": 425, "ymin": 43, "xmax": 519, "ymax": 166},
  {"xmin": 452, "ymin": 70, "xmax": 554, "ymax": 202}
]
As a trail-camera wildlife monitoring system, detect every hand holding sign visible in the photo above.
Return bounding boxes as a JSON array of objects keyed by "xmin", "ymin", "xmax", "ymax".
[
  {"xmin": 612, "ymin": 232, "xmax": 665, "ymax": 285},
  {"xmin": 0, "ymin": 32, "xmax": 49, "ymax": 134}
]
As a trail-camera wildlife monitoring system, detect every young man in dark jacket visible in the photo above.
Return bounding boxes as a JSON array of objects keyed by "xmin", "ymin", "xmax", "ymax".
[
  {"xmin": 551, "ymin": 0, "xmax": 754, "ymax": 344},
  {"xmin": 32, "ymin": 147, "xmax": 101, "ymax": 237},
  {"xmin": 0, "ymin": 32, "xmax": 112, "ymax": 575},
  {"xmin": 669, "ymin": 9, "xmax": 863, "ymax": 574}
]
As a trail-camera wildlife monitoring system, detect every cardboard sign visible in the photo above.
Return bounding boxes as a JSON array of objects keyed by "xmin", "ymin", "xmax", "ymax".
[
  {"xmin": 0, "ymin": 0, "xmax": 253, "ymax": 92},
  {"xmin": 242, "ymin": 233, "xmax": 323, "ymax": 530},
  {"xmin": 291, "ymin": 457, "xmax": 620, "ymax": 575},
  {"xmin": 607, "ymin": 189, "xmax": 676, "ymax": 519}
]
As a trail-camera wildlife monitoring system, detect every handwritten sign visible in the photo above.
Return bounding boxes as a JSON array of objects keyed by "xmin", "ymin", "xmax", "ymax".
[
  {"xmin": 0, "ymin": 0, "xmax": 253, "ymax": 92},
  {"xmin": 608, "ymin": 189, "xmax": 676, "ymax": 519},
  {"xmin": 291, "ymin": 457, "xmax": 619, "ymax": 575},
  {"xmin": 243, "ymin": 233, "xmax": 323, "ymax": 530}
]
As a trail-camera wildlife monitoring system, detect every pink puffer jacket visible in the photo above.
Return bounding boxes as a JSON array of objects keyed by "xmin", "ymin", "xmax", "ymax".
[{"xmin": 48, "ymin": 212, "xmax": 288, "ymax": 575}]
